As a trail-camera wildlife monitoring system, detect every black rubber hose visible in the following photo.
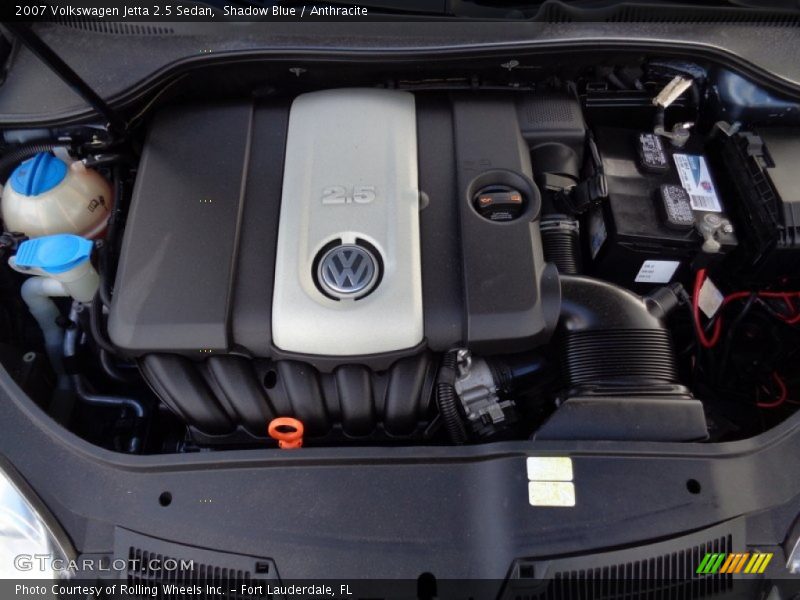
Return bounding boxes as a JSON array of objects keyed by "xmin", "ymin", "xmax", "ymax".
[
  {"xmin": 70, "ymin": 374, "xmax": 146, "ymax": 420},
  {"xmin": 64, "ymin": 305, "xmax": 148, "ymax": 452},
  {"xmin": 71, "ymin": 374, "xmax": 144, "ymax": 453},
  {"xmin": 99, "ymin": 348, "xmax": 139, "ymax": 385},
  {"xmin": 436, "ymin": 351, "xmax": 468, "ymax": 444},
  {"xmin": 89, "ymin": 292, "xmax": 118, "ymax": 354},
  {"xmin": 541, "ymin": 217, "xmax": 581, "ymax": 275},
  {"xmin": 0, "ymin": 142, "xmax": 59, "ymax": 182},
  {"xmin": 107, "ymin": 164, "xmax": 124, "ymax": 252},
  {"xmin": 96, "ymin": 244, "xmax": 114, "ymax": 308}
]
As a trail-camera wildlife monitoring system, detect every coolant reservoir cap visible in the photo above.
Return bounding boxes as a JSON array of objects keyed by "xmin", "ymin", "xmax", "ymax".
[
  {"xmin": 9, "ymin": 152, "xmax": 68, "ymax": 196},
  {"xmin": 15, "ymin": 234, "xmax": 93, "ymax": 274}
]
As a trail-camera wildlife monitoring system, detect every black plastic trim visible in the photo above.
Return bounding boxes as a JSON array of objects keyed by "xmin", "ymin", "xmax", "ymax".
[
  {"xmin": 1, "ymin": 359, "xmax": 800, "ymax": 578},
  {"xmin": 3, "ymin": 24, "xmax": 800, "ymax": 125}
]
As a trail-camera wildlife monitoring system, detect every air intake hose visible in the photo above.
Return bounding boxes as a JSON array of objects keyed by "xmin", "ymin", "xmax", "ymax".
[
  {"xmin": 559, "ymin": 275, "xmax": 682, "ymax": 391},
  {"xmin": 531, "ymin": 143, "xmax": 584, "ymax": 275},
  {"xmin": 538, "ymin": 275, "xmax": 707, "ymax": 442},
  {"xmin": 541, "ymin": 216, "xmax": 581, "ymax": 275}
]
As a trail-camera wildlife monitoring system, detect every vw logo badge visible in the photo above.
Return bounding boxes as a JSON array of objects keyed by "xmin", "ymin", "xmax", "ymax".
[{"xmin": 317, "ymin": 244, "xmax": 379, "ymax": 299}]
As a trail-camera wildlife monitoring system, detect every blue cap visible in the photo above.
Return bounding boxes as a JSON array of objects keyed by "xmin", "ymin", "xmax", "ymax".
[
  {"xmin": 9, "ymin": 152, "xmax": 68, "ymax": 196},
  {"xmin": 15, "ymin": 234, "xmax": 93, "ymax": 275}
]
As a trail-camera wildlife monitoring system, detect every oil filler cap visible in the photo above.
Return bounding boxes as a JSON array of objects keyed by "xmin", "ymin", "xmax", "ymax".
[{"xmin": 473, "ymin": 185, "xmax": 524, "ymax": 221}]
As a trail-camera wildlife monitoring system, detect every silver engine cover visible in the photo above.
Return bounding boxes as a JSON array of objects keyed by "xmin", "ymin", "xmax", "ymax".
[{"xmin": 272, "ymin": 89, "xmax": 423, "ymax": 356}]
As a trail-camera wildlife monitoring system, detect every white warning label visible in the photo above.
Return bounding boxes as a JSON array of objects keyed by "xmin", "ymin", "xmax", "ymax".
[
  {"xmin": 673, "ymin": 154, "xmax": 722, "ymax": 213},
  {"xmin": 635, "ymin": 260, "xmax": 681, "ymax": 284}
]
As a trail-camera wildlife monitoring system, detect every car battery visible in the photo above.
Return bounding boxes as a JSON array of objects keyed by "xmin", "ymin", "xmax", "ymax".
[{"xmin": 587, "ymin": 127, "xmax": 737, "ymax": 293}]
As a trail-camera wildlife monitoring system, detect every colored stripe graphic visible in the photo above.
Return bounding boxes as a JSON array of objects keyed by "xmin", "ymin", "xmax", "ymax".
[
  {"xmin": 757, "ymin": 554, "xmax": 772, "ymax": 574},
  {"xmin": 697, "ymin": 553, "xmax": 726, "ymax": 574},
  {"xmin": 710, "ymin": 554, "xmax": 726, "ymax": 574},
  {"xmin": 744, "ymin": 554, "xmax": 760, "ymax": 574},
  {"xmin": 696, "ymin": 553, "xmax": 713, "ymax": 574},
  {"xmin": 699, "ymin": 553, "xmax": 773, "ymax": 575},
  {"xmin": 732, "ymin": 553, "xmax": 750, "ymax": 574},
  {"xmin": 719, "ymin": 554, "xmax": 737, "ymax": 574}
]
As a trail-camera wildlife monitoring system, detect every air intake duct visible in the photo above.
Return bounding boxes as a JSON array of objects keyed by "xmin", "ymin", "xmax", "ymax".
[
  {"xmin": 559, "ymin": 276, "xmax": 680, "ymax": 388},
  {"xmin": 541, "ymin": 216, "xmax": 582, "ymax": 275},
  {"xmin": 531, "ymin": 142, "xmax": 584, "ymax": 275},
  {"xmin": 537, "ymin": 275, "xmax": 708, "ymax": 442}
]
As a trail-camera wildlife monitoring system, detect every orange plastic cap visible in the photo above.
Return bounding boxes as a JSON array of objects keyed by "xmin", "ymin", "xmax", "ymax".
[{"xmin": 268, "ymin": 417, "xmax": 304, "ymax": 449}]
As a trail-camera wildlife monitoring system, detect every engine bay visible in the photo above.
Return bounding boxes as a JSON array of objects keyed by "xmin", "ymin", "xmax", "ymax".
[{"xmin": 2, "ymin": 54, "xmax": 800, "ymax": 453}]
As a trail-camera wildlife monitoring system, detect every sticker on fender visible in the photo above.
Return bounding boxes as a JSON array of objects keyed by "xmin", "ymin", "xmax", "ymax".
[{"xmin": 527, "ymin": 457, "xmax": 575, "ymax": 507}]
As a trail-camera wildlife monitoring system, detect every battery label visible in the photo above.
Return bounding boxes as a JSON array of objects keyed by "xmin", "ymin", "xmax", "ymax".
[
  {"xmin": 673, "ymin": 154, "xmax": 722, "ymax": 213},
  {"xmin": 638, "ymin": 133, "xmax": 669, "ymax": 172},
  {"xmin": 634, "ymin": 260, "xmax": 681, "ymax": 284},
  {"xmin": 659, "ymin": 184, "xmax": 695, "ymax": 230}
]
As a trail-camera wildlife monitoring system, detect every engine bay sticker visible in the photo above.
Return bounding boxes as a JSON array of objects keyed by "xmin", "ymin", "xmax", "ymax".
[
  {"xmin": 526, "ymin": 456, "xmax": 573, "ymax": 481},
  {"xmin": 527, "ymin": 457, "xmax": 575, "ymax": 507},
  {"xmin": 635, "ymin": 260, "xmax": 680, "ymax": 284},
  {"xmin": 673, "ymin": 154, "xmax": 723, "ymax": 213},
  {"xmin": 698, "ymin": 276, "xmax": 725, "ymax": 319},
  {"xmin": 529, "ymin": 482, "xmax": 576, "ymax": 507}
]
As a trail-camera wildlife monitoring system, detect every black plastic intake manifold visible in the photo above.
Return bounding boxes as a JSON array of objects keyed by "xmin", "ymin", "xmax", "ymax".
[{"xmin": 140, "ymin": 352, "xmax": 436, "ymax": 445}]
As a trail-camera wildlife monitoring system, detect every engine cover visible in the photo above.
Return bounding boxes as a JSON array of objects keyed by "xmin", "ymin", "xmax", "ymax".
[
  {"xmin": 109, "ymin": 91, "xmax": 559, "ymax": 369},
  {"xmin": 272, "ymin": 89, "xmax": 423, "ymax": 356}
]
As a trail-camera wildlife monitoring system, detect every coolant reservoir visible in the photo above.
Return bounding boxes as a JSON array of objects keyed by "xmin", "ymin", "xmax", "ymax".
[{"xmin": 1, "ymin": 152, "xmax": 112, "ymax": 239}]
